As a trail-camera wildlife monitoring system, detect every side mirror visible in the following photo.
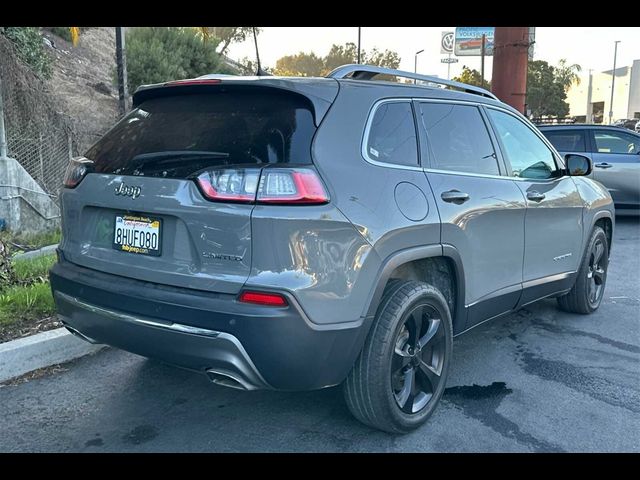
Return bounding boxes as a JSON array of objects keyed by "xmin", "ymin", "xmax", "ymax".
[{"xmin": 565, "ymin": 154, "xmax": 592, "ymax": 176}]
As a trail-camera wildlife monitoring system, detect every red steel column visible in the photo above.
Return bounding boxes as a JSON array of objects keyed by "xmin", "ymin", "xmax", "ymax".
[{"xmin": 491, "ymin": 27, "xmax": 530, "ymax": 114}]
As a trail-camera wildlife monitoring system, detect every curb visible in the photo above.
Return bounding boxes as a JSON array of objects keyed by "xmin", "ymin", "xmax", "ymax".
[
  {"xmin": 0, "ymin": 327, "xmax": 105, "ymax": 383},
  {"xmin": 13, "ymin": 243, "xmax": 59, "ymax": 260}
]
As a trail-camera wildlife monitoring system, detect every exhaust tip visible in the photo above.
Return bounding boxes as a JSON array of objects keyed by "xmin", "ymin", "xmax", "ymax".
[
  {"xmin": 63, "ymin": 323, "xmax": 100, "ymax": 344},
  {"xmin": 206, "ymin": 369, "xmax": 250, "ymax": 391}
]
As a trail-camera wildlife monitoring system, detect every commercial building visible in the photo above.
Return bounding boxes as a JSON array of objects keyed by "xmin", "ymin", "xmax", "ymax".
[{"xmin": 566, "ymin": 59, "xmax": 640, "ymax": 123}]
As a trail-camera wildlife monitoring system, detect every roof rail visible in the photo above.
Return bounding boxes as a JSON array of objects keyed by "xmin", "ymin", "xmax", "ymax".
[{"xmin": 326, "ymin": 64, "xmax": 498, "ymax": 101}]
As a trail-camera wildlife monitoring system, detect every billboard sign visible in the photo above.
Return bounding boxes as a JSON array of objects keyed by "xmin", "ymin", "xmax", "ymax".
[
  {"xmin": 440, "ymin": 31, "xmax": 454, "ymax": 54},
  {"xmin": 454, "ymin": 27, "xmax": 494, "ymax": 56}
]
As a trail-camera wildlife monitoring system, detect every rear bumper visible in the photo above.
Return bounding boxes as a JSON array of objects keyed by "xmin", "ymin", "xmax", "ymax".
[{"xmin": 50, "ymin": 257, "xmax": 366, "ymax": 391}]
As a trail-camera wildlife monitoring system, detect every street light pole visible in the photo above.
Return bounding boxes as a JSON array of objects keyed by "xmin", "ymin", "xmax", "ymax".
[
  {"xmin": 414, "ymin": 49, "xmax": 424, "ymax": 84},
  {"xmin": 357, "ymin": 27, "xmax": 361, "ymax": 64},
  {"xmin": 608, "ymin": 40, "xmax": 620, "ymax": 125}
]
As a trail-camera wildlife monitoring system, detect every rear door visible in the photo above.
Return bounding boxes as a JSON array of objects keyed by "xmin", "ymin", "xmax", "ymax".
[
  {"xmin": 485, "ymin": 107, "xmax": 584, "ymax": 303},
  {"xmin": 589, "ymin": 128, "xmax": 640, "ymax": 208},
  {"xmin": 417, "ymin": 101, "xmax": 526, "ymax": 327},
  {"xmin": 60, "ymin": 88, "xmax": 319, "ymax": 293}
]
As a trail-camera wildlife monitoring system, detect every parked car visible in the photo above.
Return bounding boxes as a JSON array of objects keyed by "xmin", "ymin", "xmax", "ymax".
[
  {"xmin": 636, "ymin": 121, "xmax": 640, "ymax": 134},
  {"xmin": 539, "ymin": 124, "xmax": 640, "ymax": 214},
  {"xmin": 612, "ymin": 118, "xmax": 638, "ymax": 131},
  {"xmin": 50, "ymin": 65, "xmax": 614, "ymax": 433}
]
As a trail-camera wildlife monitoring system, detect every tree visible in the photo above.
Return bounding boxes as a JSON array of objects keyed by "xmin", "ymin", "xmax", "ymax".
[
  {"xmin": 197, "ymin": 27, "xmax": 258, "ymax": 56},
  {"xmin": 273, "ymin": 42, "xmax": 401, "ymax": 77},
  {"xmin": 555, "ymin": 58, "xmax": 582, "ymax": 91},
  {"xmin": 125, "ymin": 27, "xmax": 236, "ymax": 92},
  {"xmin": 526, "ymin": 60, "xmax": 570, "ymax": 118},
  {"xmin": 452, "ymin": 66, "xmax": 490, "ymax": 89},
  {"xmin": 274, "ymin": 52, "xmax": 325, "ymax": 77},
  {"xmin": 236, "ymin": 56, "xmax": 271, "ymax": 76}
]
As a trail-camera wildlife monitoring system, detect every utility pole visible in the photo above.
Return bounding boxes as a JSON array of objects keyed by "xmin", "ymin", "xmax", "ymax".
[
  {"xmin": 115, "ymin": 27, "xmax": 129, "ymax": 117},
  {"xmin": 414, "ymin": 49, "xmax": 424, "ymax": 84},
  {"xmin": 357, "ymin": 27, "xmax": 361, "ymax": 64},
  {"xmin": 491, "ymin": 27, "xmax": 530, "ymax": 114},
  {"xmin": 586, "ymin": 69, "xmax": 593, "ymax": 123},
  {"xmin": 608, "ymin": 40, "xmax": 620, "ymax": 125}
]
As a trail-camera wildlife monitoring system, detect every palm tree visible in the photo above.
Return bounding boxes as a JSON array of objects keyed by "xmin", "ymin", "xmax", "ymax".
[{"xmin": 555, "ymin": 59, "xmax": 582, "ymax": 91}]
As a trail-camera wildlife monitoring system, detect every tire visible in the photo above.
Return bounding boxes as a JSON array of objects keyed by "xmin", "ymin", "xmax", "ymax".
[
  {"xmin": 343, "ymin": 280, "xmax": 453, "ymax": 433},
  {"xmin": 557, "ymin": 226, "xmax": 609, "ymax": 314}
]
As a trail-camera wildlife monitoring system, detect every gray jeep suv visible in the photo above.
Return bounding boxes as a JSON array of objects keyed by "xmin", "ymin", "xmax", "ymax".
[{"xmin": 50, "ymin": 64, "xmax": 614, "ymax": 433}]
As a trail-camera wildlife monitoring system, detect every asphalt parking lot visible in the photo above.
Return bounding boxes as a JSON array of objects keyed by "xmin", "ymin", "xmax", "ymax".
[{"xmin": 1, "ymin": 217, "xmax": 638, "ymax": 452}]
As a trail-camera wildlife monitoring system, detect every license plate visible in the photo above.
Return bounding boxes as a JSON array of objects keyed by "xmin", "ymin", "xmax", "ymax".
[{"xmin": 113, "ymin": 214, "xmax": 162, "ymax": 256}]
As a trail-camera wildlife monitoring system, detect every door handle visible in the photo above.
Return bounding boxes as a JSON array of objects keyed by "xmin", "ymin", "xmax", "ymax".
[
  {"xmin": 595, "ymin": 163, "xmax": 612, "ymax": 169},
  {"xmin": 527, "ymin": 191, "xmax": 546, "ymax": 202},
  {"xmin": 441, "ymin": 190, "xmax": 470, "ymax": 204}
]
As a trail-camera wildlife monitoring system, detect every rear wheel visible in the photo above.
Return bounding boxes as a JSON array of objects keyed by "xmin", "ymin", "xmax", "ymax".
[
  {"xmin": 557, "ymin": 226, "xmax": 609, "ymax": 314},
  {"xmin": 343, "ymin": 280, "xmax": 453, "ymax": 433}
]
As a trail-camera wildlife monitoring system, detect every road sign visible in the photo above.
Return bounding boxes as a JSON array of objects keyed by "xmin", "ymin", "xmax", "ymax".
[
  {"xmin": 440, "ymin": 31, "xmax": 454, "ymax": 54},
  {"xmin": 441, "ymin": 57, "xmax": 459, "ymax": 64},
  {"xmin": 454, "ymin": 27, "xmax": 494, "ymax": 56}
]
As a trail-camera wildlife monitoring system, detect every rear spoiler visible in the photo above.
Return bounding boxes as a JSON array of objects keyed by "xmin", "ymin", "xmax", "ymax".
[{"xmin": 132, "ymin": 76, "xmax": 340, "ymax": 127}]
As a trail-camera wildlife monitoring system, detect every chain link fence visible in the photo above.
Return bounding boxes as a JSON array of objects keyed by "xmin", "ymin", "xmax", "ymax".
[
  {"xmin": 1, "ymin": 35, "xmax": 79, "ymax": 205},
  {"xmin": 6, "ymin": 123, "xmax": 73, "ymax": 202}
]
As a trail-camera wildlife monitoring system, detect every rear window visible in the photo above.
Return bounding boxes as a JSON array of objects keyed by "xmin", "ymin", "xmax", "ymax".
[
  {"xmin": 542, "ymin": 130, "xmax": 586, "ymax": 152},
  {"xmin": 85, "ymin": 90, "xmax": 317, "ymax": 178}
]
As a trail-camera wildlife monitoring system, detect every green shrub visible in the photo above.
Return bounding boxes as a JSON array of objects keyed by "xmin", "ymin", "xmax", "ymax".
[
  {"xmin": 3, "ymin": 27, "xmax": 53, "ymax": 79},
  {"xmin": 49, "ymin": 27, "xmax": 73, "ymax": 42},
  {"xmin": 125, "ymin": 27, "xmax": 236, "ymax": 92}
]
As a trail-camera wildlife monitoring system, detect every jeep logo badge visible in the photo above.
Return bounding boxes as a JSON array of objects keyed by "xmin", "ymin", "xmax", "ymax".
[{"xmin": 114, "ymin": 182, "xmax": 141, "ymax": 199}]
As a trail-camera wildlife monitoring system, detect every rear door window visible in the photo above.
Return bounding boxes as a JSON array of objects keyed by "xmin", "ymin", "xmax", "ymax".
[
  {"xmin": 593, "ymin": 130, "xmax": 640, "ymax": 154},
  {"xmin": 542, "ymin": 130, "xmax": 586, "ymax": 152},
  {"xmin": 365, "ymin": 101, "xmax": 418, "ymax": 167},
  {"xmin": 85, "ymin": 90, "xmax": 317, "ymax": 178}
]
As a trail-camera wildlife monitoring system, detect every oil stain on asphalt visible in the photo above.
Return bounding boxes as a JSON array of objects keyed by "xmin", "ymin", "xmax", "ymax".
[{"xmin": 443, "ymin": 382, "xmax": 564, "ymax": 452}]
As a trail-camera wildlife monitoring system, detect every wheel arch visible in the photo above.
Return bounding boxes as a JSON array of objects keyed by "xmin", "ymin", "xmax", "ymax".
[
  {"xmin": 590, "ymin": 210, "xmax": 614, "ymax": 255},
  {"xmin": 362, "ymin": 244, "xmax": 467, "ymax": 335}
]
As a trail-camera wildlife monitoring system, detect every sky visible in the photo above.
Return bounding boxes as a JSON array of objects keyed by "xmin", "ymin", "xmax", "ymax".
[{"xmin": 227, "ymin": 27, "xmax": 640, "ymax": 81}]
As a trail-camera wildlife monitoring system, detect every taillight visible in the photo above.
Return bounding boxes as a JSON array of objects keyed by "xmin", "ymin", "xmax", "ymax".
[
  {"xmin": 196, "ymin": 168, "xmax": 260, "ymax": 203},
  {"xmin": 257, "ymin": 168, "xmax": 329, "ymax": 205},
  {"xmin": 63, "ymin": 156, "xmax": 94, "ymax": 188},
  {"xmin": 195, "ymin": 167, "xmax": 329, "ymax": 205},
  {"xmin": 238, "ymin": 291, "xmax": 288, "ymax": 307}
]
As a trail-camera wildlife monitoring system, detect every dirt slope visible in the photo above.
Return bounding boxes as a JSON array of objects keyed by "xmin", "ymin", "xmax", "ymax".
[{"xmin": 43, "ymin": 27, "xmax": 120, "ymax": 152}]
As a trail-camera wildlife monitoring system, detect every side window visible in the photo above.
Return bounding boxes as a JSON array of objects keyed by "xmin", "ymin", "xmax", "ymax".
[
  {"xmin": 487, "ymin": 108, "xmax": 557, "ymax": 179},
  {"xmin": 593, "ymin": 130, "xmax": 640, "ymax": 154},
  {"xmin": 365, "ymin": 102, "xmax": 418, "ymax": 166},
  {"xmin": 419, "ymin": 103, "xmax": 500, "ymax": 175},
  {"xmin": 542, "ymin": 130, "xmax": 586, "ymax": 152}
]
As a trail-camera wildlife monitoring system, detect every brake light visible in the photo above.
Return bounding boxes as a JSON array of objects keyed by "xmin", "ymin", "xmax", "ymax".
[
  {"xmin": 63, "ymin": 156, "xmax": 93, "ymax": 188},
  {"xmin": 164, "ymin": 79, "xmax": 222, "ymax": 86},
  {"xmin": 238, "ymin": 291, "xmax": 288, "ymax": 307},
  {"xmin": 257, "ymin": 169, "xmax": 329, "ymax": 204},
  {"xmin": 195, "ymin": 167, "xmax": 329, "ymax": 205}
]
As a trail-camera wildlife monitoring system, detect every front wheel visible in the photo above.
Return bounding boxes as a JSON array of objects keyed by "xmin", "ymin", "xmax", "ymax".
[
  {"xmin": 557, "ymin": 226, "xmax": 609, "ymax": 314},
  {"xmin": 343, "ymin": 280, "xmax": 453, "ymax": 433}
]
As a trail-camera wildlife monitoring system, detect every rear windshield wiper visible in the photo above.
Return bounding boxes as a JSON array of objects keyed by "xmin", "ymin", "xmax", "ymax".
[{"xmin": 131, "ymin": 151, "xmax": 230, "ymax": 165}]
